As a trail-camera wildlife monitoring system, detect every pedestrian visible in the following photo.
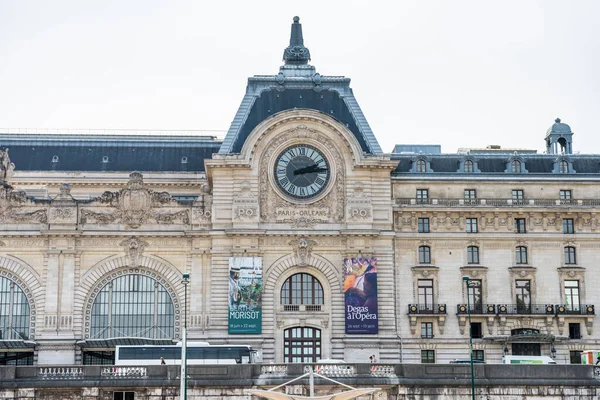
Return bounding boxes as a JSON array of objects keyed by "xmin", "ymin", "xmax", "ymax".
[
  {"xmin": 372, "ymin": 354, "xmax": 377, "ymax": 363},
  {"xmin": 596, "ymin": 356, "xmax": 600, "ymax": 365},
  {"xmin": 160, "ymin": 357, "xmax": 166, "ymax": 365},
  {"xmin": 369, "ymin": 355, "xmax": 373, "ymax": 363}
]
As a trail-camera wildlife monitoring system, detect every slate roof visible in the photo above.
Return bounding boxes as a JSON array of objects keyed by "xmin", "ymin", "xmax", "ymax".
[
  {"xmin": 392, "ymin": 153, "xmax": 600, "ymax": 175},
  {"xmin": 218, "ymin": 17, "xmax": 382, "ymax": 155},
  {"xmin": 0, "ymin": 134, "xmax": 222, "ymax": 172}
]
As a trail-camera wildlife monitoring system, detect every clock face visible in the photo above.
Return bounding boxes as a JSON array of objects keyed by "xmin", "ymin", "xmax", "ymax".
[{"xmin": 274, "ymin": 144, "xmax": 331, "ymax": 200}]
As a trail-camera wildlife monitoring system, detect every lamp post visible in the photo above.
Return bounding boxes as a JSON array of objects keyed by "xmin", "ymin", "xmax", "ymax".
[
  {"xmin": 462, "ymin": 276, "xmax": 476, "ymax": 400},
  {"xmin": 181, "ymin": 273, "xmax": 190, "ymax": 400}
]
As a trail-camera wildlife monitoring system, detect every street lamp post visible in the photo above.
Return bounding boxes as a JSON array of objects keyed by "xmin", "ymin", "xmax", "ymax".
[
  {"xmin": 181, "ymin": 273, "xmax": 190, "ymax": 400},
  {"xmin": 462, "ymin": 276, "xmax": 476, "ymax": 400}
]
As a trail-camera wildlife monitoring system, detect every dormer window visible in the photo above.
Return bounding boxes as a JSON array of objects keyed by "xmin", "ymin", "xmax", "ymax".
[
  {"xmin": 511, "ymin": 160, "xmax": 522, "ymax": 173},
  {"xmin": 52, "ymin": 155, "xmax": 59, "ymax": 163},
  {"xmin": 553, "ymin": 157, "xmax": 575, "ymax": 174},
  {"xmin": 411, "ymin": 156, "xmax": 432, "ymax": 173},
  {"xmin": 505, "ymin": 155, "xmax": 528, "ymax": 174},
  {"xmin": 102, "ymin": 156, "xmax": 109, "ymax": 163},
  {"xmin": 181, "ymin": 156, "xmax": 188, "ymax": 164},
  {"xmin": 416, "ymin": 159, "xmax": 426, "ymax": 172},
  {"xmin": 464, "ymin": 160, "xmax": 474, "ymax": 173}
]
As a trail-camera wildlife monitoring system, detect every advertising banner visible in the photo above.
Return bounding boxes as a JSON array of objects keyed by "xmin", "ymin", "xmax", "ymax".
[
  {"xmin": 228, "ymin": 257, "xmax": 263, "ymax": 334},
  {"xmin": 343, "ymin": 256, "xmax": 378, "ymax": 334}
]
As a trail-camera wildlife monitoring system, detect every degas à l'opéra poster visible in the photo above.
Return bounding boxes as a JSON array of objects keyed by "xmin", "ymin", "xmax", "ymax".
[{"xmin": 343, "ymin": 256, "xmax": 378, "ymax": 334}]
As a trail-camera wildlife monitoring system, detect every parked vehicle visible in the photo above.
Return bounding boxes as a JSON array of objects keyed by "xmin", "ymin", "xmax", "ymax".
[
  {"xmin": 580, "ymin": 350, "xmax": 600, "ymax": 365},
  {"xmin": 501, "ymin": 355, "xmax": 556, "ymax": 365}
]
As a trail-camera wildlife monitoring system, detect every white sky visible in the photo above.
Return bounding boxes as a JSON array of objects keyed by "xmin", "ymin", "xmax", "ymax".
[{"xmin": 1, "ymin": 0, "xmax": 598, "ymax": 154}]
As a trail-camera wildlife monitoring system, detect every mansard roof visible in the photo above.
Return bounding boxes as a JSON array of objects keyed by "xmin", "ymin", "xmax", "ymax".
[
  {"xmin": 0, "ymin": 133, "xmax": 222, "ymax": 172},
  {"xmin": 218, "ymin": 17, "xmax": 382, "ymax": 155},
  {"xmin": 391, "ymin": 153, "xmax": 600, "ymax": 176}
]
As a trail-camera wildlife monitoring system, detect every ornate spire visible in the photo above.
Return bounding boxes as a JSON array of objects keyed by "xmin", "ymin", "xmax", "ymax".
[{"xmin": 283, "ymin": 16, "xmax": 311, "ymax": 65}]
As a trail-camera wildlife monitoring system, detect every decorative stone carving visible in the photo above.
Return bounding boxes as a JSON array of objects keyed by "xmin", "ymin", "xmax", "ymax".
[
  {"xmin": 0, "ymin": 148, "xmax": 15, "ymax": 182},
  {"xmin": 0, "ymin": 182, "xmax": 48, "ymax": 224},
  {"xmin": 120, "ymin": 237, "xmax": 149, "ymax": 267},
  {"xmin": 290, "ymin": 237, "xmax": 316, "ymax": 266},
  {"xmin": 233, "ymin": 182, "xmax": 259, "ymax": 222},
  {"xmin": 80, "ymin": 172, "xmax": 189, "ymax": 229},
  {"xmin": 346, "ymin": 184, "xmax": 373, "ymax": 222}
]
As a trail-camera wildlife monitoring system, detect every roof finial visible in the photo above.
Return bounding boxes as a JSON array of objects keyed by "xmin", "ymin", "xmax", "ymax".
[
  {"xmin": 283, "ymin": 16, "xmax": 311, "ymax": 65},
  {"xmin": 555, "ymin": 117, "xmax": 561, "ymax": 123}
]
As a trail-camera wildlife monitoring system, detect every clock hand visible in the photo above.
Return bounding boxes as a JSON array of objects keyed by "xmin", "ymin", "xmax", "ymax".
[{"xmin": 293, "ymin": 163, "xmax": 319, "ymax": 175}]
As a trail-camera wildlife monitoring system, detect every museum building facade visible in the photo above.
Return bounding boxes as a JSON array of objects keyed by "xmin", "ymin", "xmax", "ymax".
[{"xmin": 0, "ymin": 17, "xmax": 598, "ymax": 366}]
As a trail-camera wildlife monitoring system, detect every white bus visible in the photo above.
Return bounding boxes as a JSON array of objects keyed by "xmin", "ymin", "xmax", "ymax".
[
  {"xmin": 502, "ymin": 355, "xmax": 556, "ymax": 365},
  {"xmin": 115, "ymin": 342, "xmax": 257, "ymax": 365}
]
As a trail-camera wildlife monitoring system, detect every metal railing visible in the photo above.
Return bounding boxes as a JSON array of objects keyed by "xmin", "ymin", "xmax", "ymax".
[
  {"xmin": 396, "ymin": 198, "xmax": 599, "ymax": 207},
  {"xmin": 496, "ymin": 304, "xmax": 554, "ymax": 315},
  {"xmin": 408, "ymin": 304, "xmax": 447, "ymax": 314},
  {"xmin": 281, "ymin": 304, "xmax": 323, "ymax": 312},
  {"xmin": 456, "ymin": 304, "xmax": 496, "ymax": 315}
]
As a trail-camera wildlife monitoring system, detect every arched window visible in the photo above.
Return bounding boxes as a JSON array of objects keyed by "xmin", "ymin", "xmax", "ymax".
[
  {"xmin": 516, "ymin": 246, "xmax": 528, "ymax": 264},
  {"xmin": 90, "ymin": 274, "xmax": 174, "ymax": 339},
  {"xmin": 467, "ymin": 246, "xmax": 480, "ymax": 264},
  {"xmin": 418, "ymin": 246, "xmax": 431, "ymax": 264},
  {"xmin": 284, "ymin": 327, "xmax": 321, "ymax": 363},
  {"xmin": 511, "ymin": 160, "xmax": 522, "ymax": 173},
  {"xmin": 464, "ymin": 160, "xmax": 474, "ymax": 173},
  {"xmin": 281, "ymin": 274, "xmax": 324, "ymax": 305},
  {"xmin": 0, "ymin": 276, "xmax": 32, "ymax": 365},
  {"xmin": 0, "ymin": 277, "xmax": 30, "ymax": 341},
  {"xmin": 564, "ymin": 247, "xmax": 577, "ymax": 265},
  {"xmin": 559, "ymin": 160, "xmax": 569, "ymax": 173},
  {"xmin": 416, "ymin": 159, "xmax": 427, "ymax": 172}
]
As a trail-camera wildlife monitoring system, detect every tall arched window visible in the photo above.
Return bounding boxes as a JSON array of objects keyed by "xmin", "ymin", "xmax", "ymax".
[
  {"xmin": 284, "ymin": 327, "xmax": 321, "ymax": 363},
  {"xmin": 418, "ymin": 246, "xmax": 431, "ymax": 264},
  {"xmin": 416, "ymin": 159, "xmax": 426, "ymax": 172},
  {"xmin": 511, "ymin": 160, "xmax": 522, "ymax": 173},
  {"xmin": 464, "ymin": 160, "xmax": 474, "ymax": 173},
  {"xmin": 281, "ymin": 273, "xmax": 324, "ymax": 306},
  {"xmin": 564, "ymin": 247, "xmax": 577, "ymax": 265},
  {"xmin": 467, "ymin": 246, "xmax": 480, "ymax": 264},
  {"xmin": 0, "ymin": 277, "xmax": 30, "ymax": 341},
  {"xmin": 559, "ymin": 160, "xmax": 569, "ymax": 173},
  {"xmin": 90, "ymin": 274, "xmax": 175, "ymax": 339},
  {"xmin": 0, "ymin": 276, "xmax": 33, "ymax": 365},
  {"xmin": 516, "ymin": 246, "xmax": 528, "ymax": 264}
]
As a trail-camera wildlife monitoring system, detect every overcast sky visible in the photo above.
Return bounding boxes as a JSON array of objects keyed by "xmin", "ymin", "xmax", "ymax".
[{"xmin": 1, "ymin": 1, "xmax": 598, "ymax": 154}]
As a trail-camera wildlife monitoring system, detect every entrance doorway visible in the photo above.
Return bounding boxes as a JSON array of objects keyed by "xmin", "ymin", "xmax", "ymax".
[
  {"xmin": 512, "ymin": 343, "xmax": 541, "ymax": 356},
  {"xmin": 283, "ymin": 327, "xmax": 321, "ymax": 363}
]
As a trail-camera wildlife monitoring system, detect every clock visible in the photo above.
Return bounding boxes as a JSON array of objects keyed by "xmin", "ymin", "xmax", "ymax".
[{"xmin": 273, "ymin": 144, "xmax": 331, "ymax": 200}]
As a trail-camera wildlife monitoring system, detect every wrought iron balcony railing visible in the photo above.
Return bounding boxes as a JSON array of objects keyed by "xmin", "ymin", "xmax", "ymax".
[
  {"xmin": 396, "ymin": 198, "xmax": 600, "ymax": 208},
  {"xmin": 496, "ymin": 304, "xmax": 556, "ymax": 315},
  {"xmin": 456, "ymin": 304, "xmax": 496, "ymax": 315},
  {"xmin": 408, "ymin": 304, "xmax": 447, "ymax": 314},
  {"xmin": 555, "ymin": 304, "xmax": 595, "ymax": 315}
]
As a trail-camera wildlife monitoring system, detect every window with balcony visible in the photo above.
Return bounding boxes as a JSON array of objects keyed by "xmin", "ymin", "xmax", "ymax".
[
  {"xmin": 416, "ymin": 189, "xmax": 429, "ymax": 203},
  {"xmin": 515, "ymin": 280, "xmax": 531, "ymax": 313},
  {"xmin": 515, "ymin": 246, "xmax": 528, "ymax": 264},
  {"xmin": 467, "ymin": 279, "xmax": 482, "ymax": 312},
  {"xmin": 471, "ymin": 322, "xmax": 483, "ymax": 339},
  {"xmin": 514, "ymin": 218, "xmax": 527, "ymax": 233},
  {"xmin": 564, "ymin": 280, "xmax": 580, "ymax": 312},
  {"xmin": 281, "ymin": 273, "xmax": 324, "ymax": 311},
  {"xmin": 512, "ymin": 190, "xmax": 524, "ymax": 204},
  {"xmin": 466, "ymin": 218, "xmax": 478, "ymax": 233},
  {"xmin": 421, "ymin": 322, "xmax": 433, "ymax": 339},
  {"xmin": 418, "ymin": 217, "xmax": 430, "ymax": 233},
  {"xmin": 419, "ymin": 246, "xmax": 431, "ymax": 264},
  {"xmin": 563, "ymin": 219, "xmax": 575, "ymax": 234},
  {"xmin": 464, "ymin": 189, "xmax": 476, "ymax": 200},
  {"xmin": 418, "ymin": 279, "xmax": 434, "ymax": 311},
  {"xmin": 421, "ymin": 350, "xmax": 435, "ymax": 363},
  {"xmin": 560, "ymin": 190, "xmax": 572, "ymax": 201},
  {"xmin": 467, "ymin": 246, "xmax": 480, "ymax": 264},
  {"xmin": 564, "ymin": 247, "xmax": 577, "ymax": 265}
]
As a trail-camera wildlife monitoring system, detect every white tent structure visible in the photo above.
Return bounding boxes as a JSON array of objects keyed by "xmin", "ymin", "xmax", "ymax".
[{"xmin": 248, "ymin": 368, "xmax": 380, "ymax": 400}]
